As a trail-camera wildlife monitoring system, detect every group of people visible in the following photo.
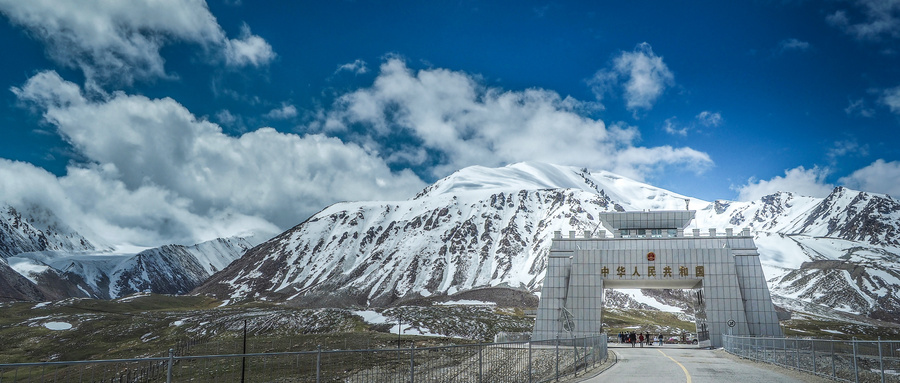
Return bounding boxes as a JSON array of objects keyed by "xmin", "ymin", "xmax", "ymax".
[{"xmin": 616, "ymin": 331, "xmax": 665, "ymax": 347}]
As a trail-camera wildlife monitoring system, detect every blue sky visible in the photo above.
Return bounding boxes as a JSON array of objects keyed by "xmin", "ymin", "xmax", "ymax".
[{"xmin": 1, "ymin": 1, "xmax": 899, "ymax": 247}]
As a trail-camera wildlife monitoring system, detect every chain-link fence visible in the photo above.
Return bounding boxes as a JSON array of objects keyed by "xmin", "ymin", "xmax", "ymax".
[
  {"xmin": 723, "ymin": 334, "xmax": 900, "ymax": 383},
  {"xmin": 0, "ymin": 334, "xmax": 608, "ymax": 382}
]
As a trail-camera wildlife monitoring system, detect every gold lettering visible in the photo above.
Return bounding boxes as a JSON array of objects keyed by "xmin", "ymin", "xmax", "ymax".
[
  {"xmin": 632, "ymin": 267, "xmax": 641, "ymax": 277},
  {"xmin": 695, "ymin": 265, "xmax": 705, "ymax": 277},
  {"xmin": 679, "ymin": 266, "xmax": 689, "ymax": 277},
  {"xmin": 616, "ymin": 266, "xmax": 626, "ymax": 277},
  {"xmin": 601, "ymin": 266, "xmax": 609, "ymax": 277},
  {"xmin": 663, "ymin": 266, "xmax": 673, "ymax": 277},
  {"xmin": 648, "ymin": 266, "xmax": 657, "ymax": 277}
]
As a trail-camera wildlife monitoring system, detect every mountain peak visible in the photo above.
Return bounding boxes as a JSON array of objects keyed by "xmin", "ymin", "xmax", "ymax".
[{"xmin": 414, "ymin": 162, "xmax": 706, "ymax": 211}]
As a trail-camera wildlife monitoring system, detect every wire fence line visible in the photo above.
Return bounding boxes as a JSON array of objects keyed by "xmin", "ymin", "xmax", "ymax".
[
  {"xmin": 723, "ymin": 334, "xmax": 900, "ymax": 383},
  {"xmin": 0, "ymin": 334, "xmax": 609, "ymax": 382}
]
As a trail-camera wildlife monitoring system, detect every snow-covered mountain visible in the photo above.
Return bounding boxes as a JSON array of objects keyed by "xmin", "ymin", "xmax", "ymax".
[
  {"xmin": 195, "ymin": 162, "xmax": 900, "ymax": 323},
  {"xmin": 697, "ymin": 187, "xmax": 900, "ymax": 321},
  {"xmin": 0, "ymin": 202, "xmax": 254, "ymax": 301},
  {"xmin": 3, "ymin": 238, "xmax": 252, "ymax": 300},
  {"xmin": 0, "ymin": 204, "xmax": 104, "ymax": 258}
]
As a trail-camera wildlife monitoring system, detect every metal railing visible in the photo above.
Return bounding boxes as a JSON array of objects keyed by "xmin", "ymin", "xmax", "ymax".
[
  {"xmin": 723, "ymin": 334, "xmax": 900, "ymax": 383},
  {"xmin": 0, "ymin": 334, "xmax": 608, "ymax": 382}
]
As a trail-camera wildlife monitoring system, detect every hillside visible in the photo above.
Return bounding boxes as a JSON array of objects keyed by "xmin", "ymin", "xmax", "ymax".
[{"xmin": 195, "ymin": 162, "xmax": 900, "ymax": 322}]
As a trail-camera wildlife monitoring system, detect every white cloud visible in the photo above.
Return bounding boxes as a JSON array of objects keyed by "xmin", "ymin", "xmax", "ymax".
[
  {"xmin": 827, "ymin": 139, "xmax": 869, "ymax": 161},
  {"xmin": 663, "ymin": 117, "xmax": 687, "ymax": 136},
  {"xmin": 224, "ymin": 23, "xmax": 276, "ymax": 68},
  {"xmin": 323, "ymin": 58, "xmax": 711, "ymax": 181},
  {"xmin": 589, "ymin": 42, "xmax": 674, "ymax": 115},
  {"xmin": 0, "ymin": 0, "xmax": 275, "ymax": 85},
  {"xmin": 663, "ymin": 111, "xmax": 721, "ymax": 136},
  {"xmin": 264, "ymin": 103, "xmax": 298, "ymax": 120},
  {"xmin": 838, "ymin": 159, "xmax": 900, "ymax": 198},
  {"xmin": 776, "ymin": 38, "xmax": 811, "ymax": 54},
  {"xmin": 336, "ymin": 59, "xmax": 369, "ymax": 75},
  {"xmin": 735, "ymin": 166, "xmax": 834, "ymax": 201},
  {"xmin": 216, "ymin": 109, "xmax": 238, "ymax": 125},
  {"xmin": 827, "ymin": 0, "xmax": 900, "ymax": 41},
  {"xmin": 695, "ymin": 111, "xmax": 723, "ymax": 127},
  {"xmin": 881, "ymin": 85, "xmax": 900, "ymax": 113},
  {"xmin": 845, "ymin": 98, "xmax": 875, "ymax": 117},
  {"xmin": 7, "ymin": 70, "xmax": 425, "ymax": 247}
]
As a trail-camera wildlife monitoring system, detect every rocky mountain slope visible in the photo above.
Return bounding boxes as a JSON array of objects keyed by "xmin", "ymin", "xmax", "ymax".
[
  {"xmin": 2, "ymin": 238, "xmax": 251, "ymax": 301},
  {"xmin": 0, "ymin": 203, "xmax": 253, "ymax": 301},
  {"xmin": 196, "ymin": 163, "xmax": 703, "ymax": 306},
  {"xmin": 0, "ymin": 204, "xmax": 102, "ymax": 258},
  {"xmin": 195, "ymin": 162, "xmax": 900, "ymax": 323}
]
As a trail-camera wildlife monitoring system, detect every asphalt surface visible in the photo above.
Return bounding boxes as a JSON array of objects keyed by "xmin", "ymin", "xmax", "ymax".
[{"xmin": 580, "ymin": 343, "xmax": 822, "ymax": 383}]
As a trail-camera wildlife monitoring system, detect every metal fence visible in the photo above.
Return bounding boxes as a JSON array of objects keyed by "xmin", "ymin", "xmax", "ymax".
[
  {"xmin": 723, "ymin": 334, "xmax": 900, "ymax": 383},
  {"xmin": 0, "ymin": 334, "xmax": 608, "ymax": 382}
]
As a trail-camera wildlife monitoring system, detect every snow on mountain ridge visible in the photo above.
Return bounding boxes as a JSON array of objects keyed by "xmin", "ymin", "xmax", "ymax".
[
  {"xmin": 197, "ymin": 162, "xmax": 900, "ymax": 323},
  {"xmin": 0, "ymin": 203, "xmax": 102, "ymax": 258},
  {"xmin": 417, "ymin": 162, "xmax": 708, "ymax": 211}
]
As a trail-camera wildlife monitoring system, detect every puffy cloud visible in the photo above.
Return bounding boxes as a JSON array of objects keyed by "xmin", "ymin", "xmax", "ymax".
[
  {"xmin": 336, "ymin": 59, "xmax": 369, "ymax": 75},
  {"xmin": 838, "ymin": 159, "xmax": 900, "ymax": 198},
  {"xmin": 776, "ymin": 38, "xmax": 811, "ymax": 54},
  {"xmin": 663, "ymin": 117, "xmax": 687, "ymax": 136},
  {"xmin": 224, "ymin": 24, "xmax": 276, "ymax": 68},
  {"xmin": 881, "ymin": 85, "xmax": 900, "ymax": 113},
  {"xmin": 264, "ymin": 103, "xmax": 298, "ymax": 120},
  {"xmin": 323, "ymin": 58, "xmax": 711, "ymax": 181},
  {"xmin": 589, "ymin": 42, "xmax": 674, "ymax": 115},
  {"xmin": 827, "ymin": 0, "xmax": 900, "ymax": 41},
  {"xmin": 0, "ymin": 0, "xmax": 275, "ymax": 85},
  {"xmin": 735, "ymin": 166, "xmax": 834, "ymax": 201},
  {"xmin": 7, "ymin": 70, "xmax": 426, "ymax": 247},
  {"xmin": 695, "ymin": 111, "xmax": 723, "ymax": 127}
]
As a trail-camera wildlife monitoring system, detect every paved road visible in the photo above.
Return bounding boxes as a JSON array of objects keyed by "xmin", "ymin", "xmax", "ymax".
[{"xmin": 581, "ymin": 344, "xmax": 820, "ymax": 383}]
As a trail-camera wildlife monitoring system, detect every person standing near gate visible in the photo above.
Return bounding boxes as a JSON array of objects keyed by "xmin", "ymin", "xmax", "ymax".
[
  {"xmin": 630, "ymin": 331, "xmax": 636, "ymax": 347},
  {"xmin": 638, "ymin": 332, "xmax": 644, "ymax": 347}
]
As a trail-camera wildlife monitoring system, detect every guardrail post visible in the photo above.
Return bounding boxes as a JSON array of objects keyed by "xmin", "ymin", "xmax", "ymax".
[
  {"xmin": 831, "ymin": 337, "xmax": 836, "ymax": 378},
  {"xmin": 555, "ymin": 337, "xmax": 559, "ymax": 382},
  {"xmin": 410, "ymin": 342, "xmax": 415, "ymax": 383},
  {"xmin": 478, "ymin": 343, "xmax": 483, "ymax": 383},
  {"xmin": 528, "ymin": 340, "xmax": 533, "ymax": 383},
  {"xmin": 166, "ymin": 348, "xmax": 174, "ymax": 383},
  {"xmin": 316, "ymin": 345, "xmax": 321, "ymax": 383},
  {"xmin": 852, "ymin": 337, "xmax": 859, "ymax": 383},
  {"xmin": 878, "ymin": 337, "xmax": 884, "ymax": 383},
  {"xmin": 811, "ymin": 339, "xmax": 816, "ymax": 375}
]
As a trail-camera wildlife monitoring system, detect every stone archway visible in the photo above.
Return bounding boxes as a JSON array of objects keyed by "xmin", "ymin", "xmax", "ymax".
[{"xmin": 532, "ymin": 211, "xmax": 782, "ymax": 348}]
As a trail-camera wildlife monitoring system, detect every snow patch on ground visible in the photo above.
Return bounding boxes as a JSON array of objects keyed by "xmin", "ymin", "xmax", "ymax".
[
  {"xmin": 436, "ymin": 300, "xmax": 496, "ymax": 306},
  {"xmin": 352, "ymin": 310, "xmax": 446, "ymax": 337},
  {"xmin": 822, "ymin": 329, "xmax": 845, "ymax": 334},
  {"xmin": 116, "ymin": 292, "xmax": 151, "ymax": 302},
  {"xmin": 43, "ymin": 322, "xmax": 72, "ymax": 331}
]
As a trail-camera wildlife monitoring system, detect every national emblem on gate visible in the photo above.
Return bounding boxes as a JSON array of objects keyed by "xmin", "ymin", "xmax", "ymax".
[{"xmin": 647, "ymin": 252, "xmax": 656, "ymax": 262}]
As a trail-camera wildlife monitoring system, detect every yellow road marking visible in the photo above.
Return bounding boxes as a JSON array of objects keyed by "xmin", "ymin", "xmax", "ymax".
[{"xmin": 658, "ymin": 349, "xmax": 692, "ymax": 383}]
